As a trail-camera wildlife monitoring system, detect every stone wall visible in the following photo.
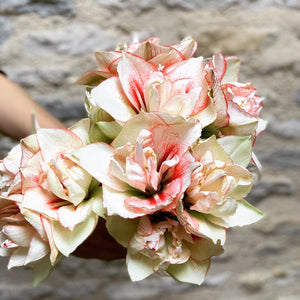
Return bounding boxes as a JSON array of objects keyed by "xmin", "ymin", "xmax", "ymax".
[{"xmin": 0, "ymin": 1, "xmax": 299, "ymax": 299}]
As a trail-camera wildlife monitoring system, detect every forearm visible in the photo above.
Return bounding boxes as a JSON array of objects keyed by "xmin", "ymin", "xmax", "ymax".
[{"xmin": 0, "ymin": 74, "xmax": 65, "ymax": 139}]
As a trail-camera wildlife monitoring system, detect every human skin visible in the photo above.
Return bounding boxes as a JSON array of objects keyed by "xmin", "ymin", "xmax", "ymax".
[
  {"xmin": 0, "ymin": 73, "xmax": 126, "ymax": 260},
  {"xmin": 0, "ymin": 74, "xmax": 64, "ymax": 139}
]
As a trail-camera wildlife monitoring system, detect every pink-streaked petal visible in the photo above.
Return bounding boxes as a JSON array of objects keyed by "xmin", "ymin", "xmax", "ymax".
[
  {"xmin": 164, "ymin": 57, "xmax": 204, "ymax": 90},
  {"xmin": 23, "ymin": 187, "xmax": 64, "ymax": 220},
  {"xmin": 21, "ymin": 152, "xmax": 45, "ymax": 191},
  {"xmin": 118, "ymin": 52, "xmax": 156, "ymax": 112},
  {"xmin": 210, "ymin": 71, "xmax": 229, "ymax": 128},
  {"xmin": 103, "ymin": 185, "xmax": 142, "ymax": 218},
  {"xmin": 125, "ymin": 177, "xmax": 182, "ymax": 215},
  {"xmin": 131, "ymin": 40, "xmax": 170, "ymax": 61},
  {"xmin": 76, "ymin": 70, "xmax": 112, "ymax": 86},
  {"xmin": 151, "ymin": 120, "xmax": 201, "ymax": 164},
  {"xmin": 57, "ymin": 201, "xmax": 92, "ymax": 231},
  {"xmin": 125, "ymin": 157, "xmax": 147, "ymax": 192},
  {"xmin": 222, "ymin": 101, "xmax": 258, "ymax": 136},
  {"xmin": 170, "ymin": 36, "xmax": 198, "ymax": 59},
  {"xmin": 70, "ymin": 143, "xmax": 126, "ymax": 191},
  {"xmin": 69, "ymin": 118, "xmax": 90, "ymax": 146},
  {"xmin": 176, "ymin": 201, "xmax": 226, "ymax": 245},
  {"xmin": 46, "ymin": 167, "xmax": 69, "ymax": 201},
  {"xmin": 90, "ymin": 76, "xmax": 136, "ymax": 122},
  {"xmin": 21, "ymin": 207, "xmax": 47, "ymax": 240},
  {"xmin": 2, "ymin": 224, "xmax": 35, "ymax": 247},
  {"xmin": 94, "ymin": 51, "xmax": 121, "ymax": 70},
  {"xmin": 3, "ymin": 144, "xmax": 22, "ymax": 175},
  {"xmin": 25, "ymin": 234, "xmax": 49, "ymax": 264},
  {"xmin": 40, "ymin": 216, "xmax": 59, "ymax": 265},
  {"xmin": 189, "ymin": 191, "xmax": 221, "ymax": 214},
  {"xmin": 212, "ymin": 53, "xmax": 226, "ymax": 82},
  {"xmin": 148, "ymin": 49, "xmax": 184, "ymax": 68},
  {"xmin": 37, "ymin": 128, "xmax": 82, "ymax": 163},
  {"xmin": 192, "ymin": 99, "xmax": 217, "ymax": 128}
]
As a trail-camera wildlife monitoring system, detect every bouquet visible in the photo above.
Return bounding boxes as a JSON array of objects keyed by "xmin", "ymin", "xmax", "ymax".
[{"xmin": 0, "ymin": 37, "xmax": 266, "ymax": 285}]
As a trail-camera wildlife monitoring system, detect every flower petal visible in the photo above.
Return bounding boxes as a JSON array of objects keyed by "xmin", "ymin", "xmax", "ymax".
[
  {"xmin": 90, "ymin": 76, "xmax": 136, "ymax": 123},
  {"xmin": 70, "ymin": 143, "xmax": 126, "ymax": 191},
  {"xmin": 118, "ymin": 52, "xmax": 156, "ymax": 112},
  {"xmin": 52, "ymin": 213, "xmax": 97, "ymax": 257},
  {"xmin": 106, "ymin": 215, "xmax": 139, "ymax": 247},
  {"xmin": 207, "ymin": 199, "xmax": 265, "ymax": 228},
  {"xmin": 167, "ymin": 258, "xmax": 210, "ymax": 285},
  {"xmin": 126, "ymin": 250, "xmax": 157, "ymax": 281}
]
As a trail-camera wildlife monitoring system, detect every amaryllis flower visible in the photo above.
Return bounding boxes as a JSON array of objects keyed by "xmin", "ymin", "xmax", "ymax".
[
  {"xmin": 106, "ymin": 214, "xmax": 223, "ymax": 284},
  {"xmin": 0, "ymin": 144, "xmax": 22, "ymax": 196},
  {"xmin": 77, "ymin": 36, "xmax": 197, "ymax": 87},
  {"xmin": 1, "ymin": 119, "xmax": 103, "ymax": 266},
  {"xmin": 205, "ymin": 53, "xmax": 267, "ymax": 138},
  {"xmin": 0, "ymin": 197, "xmax": 54, "ymax": 285},
  {"xmin": 71, "ymin": 112, "xmax": 202, "ymax": 219},
  {"xmin": 176, "ymin": 135, "xmax": 264, "ymax": 245},
  {"xmin": 85, "ymin": 51, "xmax": 213, "ymax": 133}
]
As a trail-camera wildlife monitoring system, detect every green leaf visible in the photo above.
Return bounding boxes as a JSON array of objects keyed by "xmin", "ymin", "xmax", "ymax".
[
  {"xmin": 218, "ymin": 135, "xmax": 252, "ymax": 167},
  {"xmin": 167, "ymin": 258, "xmax": 210, "ymax": 285}
]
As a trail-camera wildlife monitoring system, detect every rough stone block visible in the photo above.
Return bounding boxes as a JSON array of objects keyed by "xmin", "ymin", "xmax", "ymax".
[
  {"xmin": 0, "ymin": 0, "xmax": 76, "ymax": 17},
  {"xmin": 0, "ymin": 16, "xmax": 14, "ymax": 47},
  {"xmin": 23, "ymin": 23, "xmax": 118, "ymax": 56}
]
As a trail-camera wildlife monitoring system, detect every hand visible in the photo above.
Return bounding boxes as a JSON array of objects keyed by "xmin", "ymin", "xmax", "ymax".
[{"xmin": 72, "ymin": 217, "xmax": 127, "ymax": 261}]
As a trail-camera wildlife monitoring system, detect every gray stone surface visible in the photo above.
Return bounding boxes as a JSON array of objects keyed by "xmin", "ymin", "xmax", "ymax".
[
  {"xmin": 102, "ymin": 275, "xmax": 191, "ymax": 300},
  {"xmin": 0, "ymin": 2, "xmax": 300, "ymax": 300},
  {"xmin": 268, "ymin": 118, "xmax": 300, "ymax": 139},
  {"xmin": 0, "ymin": 0, "xmax": 76, "ymax": 17},
  {"xmin": 0, "ymin": 16, "xmax": 14, "ymax": 47},
  {"xmin": 39, "ymin": 99, "xmax": 86, "ymax": 121},
  {"xmin": 258, "ymin": 150, "xmax": 300, "ymax": 168},
  {"xmin": 295, "ymin": 90, "xmax": 300, "ymax": 105},
  {"xmin": 97, "ymin": 0, "xmax": 160, "ymax": 13},
  {"xmin": 5, "ymin": 67, "xmax": 70, "ymax": 87},
  {"xmin": 246, "ymin": 179, "xmax": 295, "ymax": 204},
  {"xmin": 97, "ymin": 0, "xmax": 300, "ymax": 11},
  {"xmin": 23, "ymin": 23, "xmax": 118, "ymax": 56}
]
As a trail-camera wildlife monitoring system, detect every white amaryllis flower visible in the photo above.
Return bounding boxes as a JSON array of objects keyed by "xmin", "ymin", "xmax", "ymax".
[
  {"xmin": 84, "ymin": 51, "xmax": 214, "ymax": 130},
  {"xmin": 106, "ymin": 215, "xmax": 223, "ymax": 284},
  {"xmin": 0, "ymin": 144, "xmax": 22, "ymax": 196},
  {"xmin": 205, "ymin": 53, "xmax": 267, "ymax": 138},
  {"xmin": 77, "ymin": 36, "xmax": 197, "ymax": 87},
  {"xmin": 0, "ymin": 119, "xmax": 103, "ymax": 269},
  {"xmin": 0, "ymin": 197, "xmax": 55, "ymax": 285},
  {"xmin": 71, "ymin": 112, "xmax": 202, "ymax": 219},
  {"xmin": 176, "ymin": 135, "xmax": 264, "ymax": 245}
]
